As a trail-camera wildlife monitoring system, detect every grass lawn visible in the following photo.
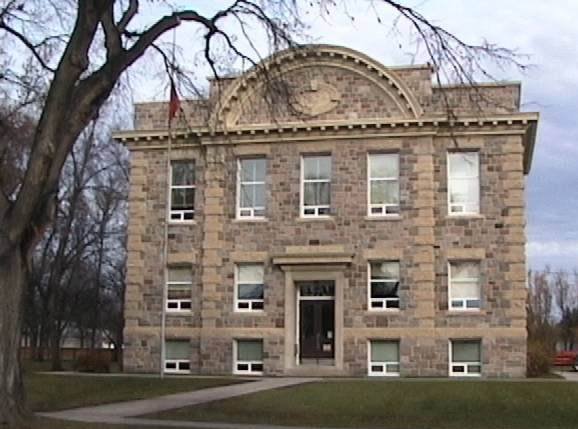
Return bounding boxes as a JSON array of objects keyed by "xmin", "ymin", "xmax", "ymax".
[
  {"xmin": 150, "ymin": 379, "xmax": 578, "ymax": 429},
  {"xmin": 25, "ymin": 372, "xmax": 248, "ymax": 412}
]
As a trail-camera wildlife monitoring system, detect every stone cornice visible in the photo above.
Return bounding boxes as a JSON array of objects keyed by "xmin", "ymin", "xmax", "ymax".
[{"xmin": 114, "ymin": 112, "xmax": 538, "ymax": 173}]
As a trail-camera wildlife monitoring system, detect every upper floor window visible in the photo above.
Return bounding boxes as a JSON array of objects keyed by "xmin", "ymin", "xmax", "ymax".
[
  {"xmin": 170, "ymin": 161, "xmax": 195, "ymax": 221},
  {"xmin": 235, "ymin": 264, "xmax": 264, "ymax": 312},
  {"xmin": 448, "ymin": 261, "xmax": 481, "ymax": 311},
  {"xmin": 166, "ymin": 267, "xmax": 192, "ymax": 312},
  {"xmin": 237, "ymin": 158, "xmax": 266, "ymax": 219},
  {"xmin": 301, "ymin": 155, "xmax": 331, "ymax": 217},
  {"xmin": 448, "ymin": 152, "xmax": 479, "ymax": 215},
  {"xmin": 368, "ymin": 153, "xmax": 400, "ymax": 216},
  {"xmin": 368, "ymin": 261, "xmax": 400, "ymax": 310}
]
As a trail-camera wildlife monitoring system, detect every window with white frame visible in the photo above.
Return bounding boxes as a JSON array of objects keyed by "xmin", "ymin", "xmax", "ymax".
[
  {"xmin": 449, "ymin": 262, "xmax": 481, "ymax": 310},
  {"xmin": 166, "ymin": 267, "xmax": 192, "ymax": 312},
  {"xmin": 369, "ymin": 261, "xmax": 400, "ymax": 310},
  {"xmin": 368, "ymin": 340, "xmax": 400, "ymax": 376},
  {"xmin": 234, "ymin": 339, "xmax": 264, "ymax": 375},
  {"xmin": 164, "ymin": 340, "xmax": 191, "ymax": 374},
  {"xmin": 235, "ymin": 264, "xmax": 264, "ymax": 311},
  {"xmin": 448, "ymin": 152, "xmax": 479, "ymax": 215},
  {"xmin": 301, "ymin": 155, "xmax": 331, "ymax": 217},
  {"xmin": 170, "ymin": 161, "xmax": 195, "ymax": 221},
  {"xmin": 237, "ymin": 158, "xmax": 266, "ymax": 219},
  {"xmin": 368, "ymin": 153, "xmax": 400, "ymax": 216},
  {"xmin": 450, "ymin": 340, "xmax": 482, "ymax": 376}
]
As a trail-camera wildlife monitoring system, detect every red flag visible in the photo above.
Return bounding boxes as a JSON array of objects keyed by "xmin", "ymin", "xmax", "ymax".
[{"xmin": 168, "ymin": 80, "xmax": 181, "ymax": 125}]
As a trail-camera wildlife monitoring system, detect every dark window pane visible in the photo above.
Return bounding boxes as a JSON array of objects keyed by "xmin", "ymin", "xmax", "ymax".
[
  {"xmin": 179, "ymin": 362, "xmax": 190, "ymax": 370},
  {"xmin": 466, "ymin": 299, "xmax": 481, "ymax": 308},
  {"xmin": 238, "ymin": 283, "xmax": 264, "ymax": 300},
  {"xmin": 171, "ymin": 188, "xmax": 195, "ymax": 210},
  {"xmin": 252, "ymin": 301, "xmax": 264, "ymax": 310},
  {"xmin": 172, "ymin": 162, "xmax": 195, "ymax": 186},
  {"xmin": 252, "ymin": 363, "xmax": 264, "ymax": 372},
  {"xmin": 453, "ymin": 365, "xmax": 465, "ymax": 373},
  {"xmin": 371, "ymin": 365, "xmax": 383, "ymax": 372},
  {"xmin": 371, "ymin": 281, "xmax": 399, "ymax": 298},
  {"xmin": 181, "ymin": 301, "xmax": 192, "ymax": 309},
  {"xmin": 386, "ymin": 299, "xmax": 400, "ymax": 309},
  {"xmin": 237, "ymin": 363, "xmax": 249, "ymax": 371}
]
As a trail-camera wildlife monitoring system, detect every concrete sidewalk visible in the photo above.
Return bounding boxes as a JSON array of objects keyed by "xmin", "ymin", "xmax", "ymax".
[{"xmin": 40, "ymin": 377, "xmax": 317, "ymax": 425}]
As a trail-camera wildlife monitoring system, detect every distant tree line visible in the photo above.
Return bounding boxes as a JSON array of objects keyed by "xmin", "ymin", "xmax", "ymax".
[
  {"xmin": 1, "ymin": 105, "xmax": 128, "ymax": 371},
  {"xmin": 527, "ymin": 268, "xmax": 578, "ymax": 376}
]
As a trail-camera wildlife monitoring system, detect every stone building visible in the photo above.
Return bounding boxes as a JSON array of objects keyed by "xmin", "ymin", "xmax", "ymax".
[{"xmin": 115, "ymin": 45, "xmax": 538, "ymax": 377}]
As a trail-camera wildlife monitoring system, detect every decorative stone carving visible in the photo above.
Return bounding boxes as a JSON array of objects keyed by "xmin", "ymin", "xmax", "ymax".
[{"xmin": 292, "ymin": 79, "xmax": 341, "ymax": 117}]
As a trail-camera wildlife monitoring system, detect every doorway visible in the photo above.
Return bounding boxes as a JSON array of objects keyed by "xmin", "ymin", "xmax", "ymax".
[{"xmin": 297, "ymin": 280, "xmax": 335, "ymax": 361}]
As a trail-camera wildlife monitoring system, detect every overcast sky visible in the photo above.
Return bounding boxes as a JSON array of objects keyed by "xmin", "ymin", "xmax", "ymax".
[{"xmin": 135, "ymin": 1, "xmax": 578, "ymax": 271}]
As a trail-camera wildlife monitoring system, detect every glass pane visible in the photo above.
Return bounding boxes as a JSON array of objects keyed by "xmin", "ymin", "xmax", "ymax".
[
  {"xmin": 303, "ymin": 156, "xmax": 331, "ymax": 180},
  {"xmin": 166, "ymin": 340, "xmax": 190, "ymax": 360},
  {"xmin": 238, "ymin": 264, "xmax": 264, "ymax": 284},
  {"xmin": 371, "ymin": 262, "xmax": 399, "ymax": 280},
  {"xmin": 371, "ymin": 281, "xmax": 399, "ymax": 298},
  {"xmin": 171, "ymin": 188, "xmax": 194, "ymax": 210},
  {"xmin": 451, "ymin": 263, "xmax": 480, "ymax": 281},
  {"xmin": 370, "ymin": 154, "xmax": 399, "ymax": 178},
  {"xmin": 253, "ymin": 183, "xmax": 265, "ymax": 207},
  {"xmin": 172, "ymin": 162, "xmax": 195, "ymax": 186},
  {"xmin": 237, "ymin": 340, "xmax": 263, "ymax": 361},
  {"xmin": 452, "ymin": 341, "xmax": 481, "ymax": 362},
  {"xmin": 304, "ymin": 182, "xmax": 330, "ymax": 206},
  {"xmin": 449, "ymin": 152, "xmax": 478, "ymax": 177},
  {"xmin": 298, "ymin": 281, "xmax": 335, "ymax": 297},
  {"xmin": 240, "ymin": 184, "xmax": 255, "ymax": 208},
  {"xmin": 241, "ymin": 158, "xmax": 266, "ymax": 182},
  {"xmin": 370, "ymin": 181, "xmax": 399, "ymax": 204},
  {"xmin": 452, "ymin": 281, "xmax": 479, "ymax": 299},
  {"xmin": 238, "ymin": 283, "xmax": 264, "ymax": 300},
  {"xmin": 168, "ymin": 268, "xmax": 192, "ymax": 283},
  {"xmin": 449, "ymin": 178, "xmax": 479, "ymax": 205},
  {"xmin": 371, "ymin": 341, "xmax": 399, "ymax": 362}
]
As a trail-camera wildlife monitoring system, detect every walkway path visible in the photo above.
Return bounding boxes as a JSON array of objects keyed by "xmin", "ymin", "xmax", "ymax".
[{"xmin": 40, "ymin": 377, "xmax": 318, "ymax": 427}]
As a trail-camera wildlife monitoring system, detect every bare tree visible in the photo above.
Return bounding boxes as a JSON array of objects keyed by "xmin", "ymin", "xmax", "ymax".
[{"xmin": 0, "ymin": 1, "xmax": 525, "ymax": 426}]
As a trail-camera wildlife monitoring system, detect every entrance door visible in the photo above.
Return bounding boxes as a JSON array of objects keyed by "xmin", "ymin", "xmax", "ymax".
[{"xmin": 297, "ymin": 281, "xmax": 335, "ymax": 360}]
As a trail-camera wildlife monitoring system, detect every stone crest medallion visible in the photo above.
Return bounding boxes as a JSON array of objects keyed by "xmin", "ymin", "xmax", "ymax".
[{"xmin": 292, "ymin": 79, "xmax": 341, "ymax": 117}]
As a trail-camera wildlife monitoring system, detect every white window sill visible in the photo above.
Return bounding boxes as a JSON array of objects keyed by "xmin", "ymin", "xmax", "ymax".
[
  {"xmin": 366, "ymin": 308, "xmax": 401, "ymax": 314},
  {"xmin": 445, "ymin": 214, "xmax": 485, "ymax": 220},
  {"xmin": 168, "ymin": 220, "xmax": 196, "ymax": 225},
  {"xmin": 365, "ymin": 215, "xmax": 401, "ymax": 221},
  {"xmin": 233, "ymin": 218, "xmax": 268, "ymax": 223},
  {"xmin": 296, "ymin": 216, "xmax": 334, "ymax": 222},
  {"xmin": 368, "ymin": 372, "xmax": 400, "ymax": 377}
]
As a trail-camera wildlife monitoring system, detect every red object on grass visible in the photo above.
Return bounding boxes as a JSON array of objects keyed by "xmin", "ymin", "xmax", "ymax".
[{"xmin": 553, "ymin": 350, "xmax": 578, "ymax": 366}]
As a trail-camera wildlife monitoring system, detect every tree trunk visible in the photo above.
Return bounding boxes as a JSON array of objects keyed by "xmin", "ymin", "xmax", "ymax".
[{"xmin": 0, "ymin": 245, "xmax": 29, "ymax": 427}]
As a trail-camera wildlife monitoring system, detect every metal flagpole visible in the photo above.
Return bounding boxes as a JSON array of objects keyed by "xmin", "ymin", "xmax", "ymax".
[{"xmin": 160, "ymin": 25, "xmax": 179, "ymax": 379}]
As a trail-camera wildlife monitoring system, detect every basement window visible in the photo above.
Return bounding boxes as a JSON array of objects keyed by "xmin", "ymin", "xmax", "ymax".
[
  {"xmin": 234, "ymin": 339, "xmax": 264, "ymax": 375},
  {"xmin": 170, "ymin": 160, "xmax": 195, "ymax": 221},
  {"xmin": 450, "ymin": 340, "xmax": 482, "ymax": 377},
  {"xmin": 369, "ymin": 261, "xmax": 400, "ymax": 310},
  {"xmin": 368, "ymin": 340, "xmax": 400, "ymax": 376},
  {"xmin": 164, "ymin": 340, "xmax": 191, "ymax": 374}
]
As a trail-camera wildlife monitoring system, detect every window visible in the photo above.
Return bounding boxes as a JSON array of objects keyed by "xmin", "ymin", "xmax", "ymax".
[
  {"xmin": 368, "ymin": 340, "xmax": 400, "ymax": 376},
  {"xmin": 234, "ymin": 339, "xmax": 264, "ymax": 375},
  {"xmin": 237, "ymin": 158, "xmax": 266, "ymax": 219},
  {"xmin": 170, "ymin": 161, "xmax": 195, "ymax": 221},
  {"xmin": 448, "ymin": 152, "xmax": 479, "ymax": 215},
  {"xmin": 449, "ymin": 262, "xmax": 481, "ymax": 310},
  {"xmin": 368, "ymin": 153, "xmax": 400, "ymax": 216},
  {"xmin": 166, "ymin": 267, "xmax": 192, "ymax": 312},
  {"xmin": 164, "ymin": 340, "xmax": 191, "ymax": 374},
  {"xmin": 369, "ymin": 262, "xmax": 400, "ymax": 310},
  {"xmin": 450, "ymin": 340, "xmax": 482, "ymax": 376},
  {"xmin": 301, "ymin": 155, "xmax": 331, "ymax": 217},
  {"xmin": 235, "ymin": 264, "xmax": 265, "ymax": 311}
]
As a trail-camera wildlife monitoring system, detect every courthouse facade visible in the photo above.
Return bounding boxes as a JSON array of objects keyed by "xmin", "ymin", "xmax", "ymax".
[{"xmin": 116, "ymin": 45, "xmax": 538, "ymax": 377}]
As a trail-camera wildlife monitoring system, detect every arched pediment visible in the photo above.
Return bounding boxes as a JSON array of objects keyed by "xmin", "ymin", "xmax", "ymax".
[{"xmin": 212, "ymin": 45, "xmax": 423, "ymax": 128}]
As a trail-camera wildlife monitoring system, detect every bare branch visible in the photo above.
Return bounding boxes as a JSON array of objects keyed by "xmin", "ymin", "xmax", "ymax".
[
  {"xmin": 0, "ymin": 22, "xmax": 56, "ymax": 72},
  {"xmin": 117, "ymin": 0, "xmax": 139, "ymax": 33}
]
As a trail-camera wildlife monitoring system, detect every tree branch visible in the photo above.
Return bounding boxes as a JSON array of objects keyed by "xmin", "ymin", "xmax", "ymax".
[
  {"xmin": 100, "ymin": 2, "xmax": 122, "ymax": 59},
  {"xmin": 117, "ymin": 0, "xmax": 138, "ymax": 33},
  {"xmin": 0, "ymin": 21, "xmax": 56, "ymax": 72}
]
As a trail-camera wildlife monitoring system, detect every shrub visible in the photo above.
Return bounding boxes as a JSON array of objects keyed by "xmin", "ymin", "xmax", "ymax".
[
  {"xmin": 74, "ymin": 352, "xmax": 111, "ymax": 373},
  {"xmin": 527, "ymin": 339, "xmax": 553, "ymax": 377}
]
